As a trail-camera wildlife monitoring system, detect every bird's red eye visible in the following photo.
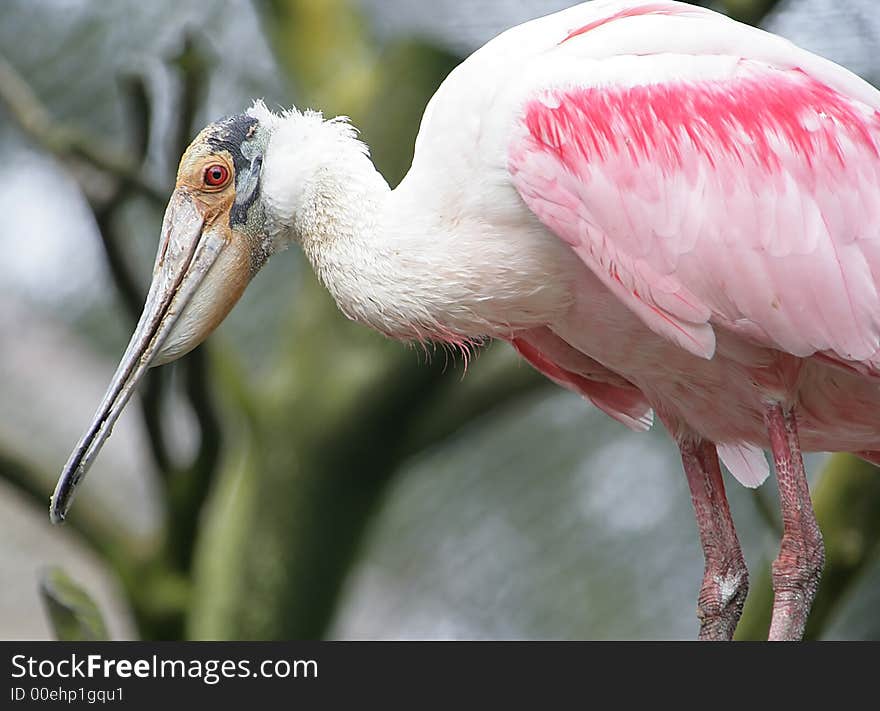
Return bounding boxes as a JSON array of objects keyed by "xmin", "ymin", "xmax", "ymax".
[{"xmin": 203, "ymin": 163, "xmax": 230, "ymax": 188}]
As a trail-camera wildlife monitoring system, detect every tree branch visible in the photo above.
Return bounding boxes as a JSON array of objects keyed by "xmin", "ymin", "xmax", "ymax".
[
  {"xmin": 720, "ymin": 0, "xmax": 783, "ymax": 26},
  {"xmin": 0, "ymin": 57, "xmax": 165, "ymax": 205},
  {"xmin": 402, "ymin": 347, "xmax": 548, "ymax": 458},
  {"xmin": 0, "ymin": 451, "xmax": 141, "ymax": 568}
]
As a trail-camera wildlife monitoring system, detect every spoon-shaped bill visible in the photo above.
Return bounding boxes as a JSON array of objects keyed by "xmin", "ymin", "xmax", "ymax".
[{"xmin": 50, "ymin": 190, "xmax": 225, "ymax": 524}]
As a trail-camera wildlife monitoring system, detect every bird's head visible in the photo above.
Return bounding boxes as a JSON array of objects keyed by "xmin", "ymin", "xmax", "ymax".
[
  {"xmin": 52, "ymin": 101, "xmax": 377, "ymax": 522},
  {"xmin": 50, "ymin": 104, "xmax": 283, "ymax": 523},
  {"xmin": 149, "ymin": 110, "xmax": 274, "ymax": 365}
]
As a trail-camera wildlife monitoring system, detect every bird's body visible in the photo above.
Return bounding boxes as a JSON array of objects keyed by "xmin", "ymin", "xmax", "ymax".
[
  {"xmin": 53, "ymin": 0, "xmax": 880, "ymax": 640},
  {"xmin": 255, "ymin": 0, "xmax": 880, "ymax": 482}
]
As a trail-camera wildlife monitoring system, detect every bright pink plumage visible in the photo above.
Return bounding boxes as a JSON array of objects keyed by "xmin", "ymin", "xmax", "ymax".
[
  {"xmin": 471, "ymin": 1, "xmax": 880, "ymax": 635},
  {"xmin": 490, "ymin": 0, "xmax": 880, "ymax": 487},
  {"xmin": 514, "ymin": 64, "xmax": 880, "ymax": 365}
]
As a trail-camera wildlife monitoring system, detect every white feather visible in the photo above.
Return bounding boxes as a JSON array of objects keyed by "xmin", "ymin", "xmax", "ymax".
[{"xmin": 252, "ymin": 102, "xmax": 575, "ymax": 343}]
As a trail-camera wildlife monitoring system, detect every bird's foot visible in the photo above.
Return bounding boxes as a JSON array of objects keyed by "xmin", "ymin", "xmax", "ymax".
[
  {"xmin": 696, "ymin": 562, "xmax": 749, "ymax": 641},
  {"xmin": 768, "ymin": 529, "xmax": 824, "ymax": 641}
]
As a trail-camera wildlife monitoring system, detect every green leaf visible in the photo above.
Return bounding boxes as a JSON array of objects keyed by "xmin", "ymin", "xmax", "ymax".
[{"xmin": 39, "ymin": 567, "xmax": 110, "ymax": 641}]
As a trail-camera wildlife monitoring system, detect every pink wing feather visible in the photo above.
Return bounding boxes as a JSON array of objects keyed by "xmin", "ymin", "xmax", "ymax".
[
  {"xmin": 508, "ymin": 4, "xmax": 880, "ymax": 369},
  {"xmin": 510, "ymin": 330, "xmax": 770, "ymax": 486},
  {"xmin": 510, "ymin": 334, "xmax": 654, "ymax": 432}
]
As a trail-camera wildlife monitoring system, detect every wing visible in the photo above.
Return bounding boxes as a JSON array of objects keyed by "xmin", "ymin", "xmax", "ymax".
[
  {"xmin": 507, "ymin": 1, "xmax": 880, "ymax": 367},
  {"xmin": 510, "ymin": 328, "xmax": 654, "ymax": 431},
  {"xmin": 509, "ymin": 328, "xmax": 772, "ymax": 486}
]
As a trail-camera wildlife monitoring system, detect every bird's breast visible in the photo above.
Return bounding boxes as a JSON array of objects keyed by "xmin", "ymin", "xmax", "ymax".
[{"xmin": 543, "ymin": 268, "xmax": 880, "ymax": 454}]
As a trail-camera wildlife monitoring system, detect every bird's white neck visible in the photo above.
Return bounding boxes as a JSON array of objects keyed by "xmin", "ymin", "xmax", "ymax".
[
  {"xmin": 256, "ymin": 106, "xmax": 481, "ymax": 344},
  {"xmin": 251, "ymin": 103, "xmax": 575, "ymax": 345}
]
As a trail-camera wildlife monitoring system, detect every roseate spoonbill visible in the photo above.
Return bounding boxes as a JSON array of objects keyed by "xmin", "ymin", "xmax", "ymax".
[{"xmin": 52, "ymin": 0, "xmax": 880, "ymax": 640}]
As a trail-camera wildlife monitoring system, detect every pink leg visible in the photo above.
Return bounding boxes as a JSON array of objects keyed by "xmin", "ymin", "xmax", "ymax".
[
  {"xmin": 679, "ymin": 438, "xmax": 749, "ymax": 640},
  {"xmin": 763, "ymin": 403, "xmax": 825, "ymax": 641}
]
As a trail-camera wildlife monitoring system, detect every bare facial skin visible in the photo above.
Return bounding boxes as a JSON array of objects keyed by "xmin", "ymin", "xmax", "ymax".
[{"xmin": 51, "ymin": 117, "xmax": 265, "ymax": 523}]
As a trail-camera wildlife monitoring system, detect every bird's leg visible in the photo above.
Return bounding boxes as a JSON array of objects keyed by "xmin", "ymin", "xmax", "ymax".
[
  {"xmin": 679, "ymin": 438, "xmax": 749, "ymax": 641},
  {"xmin": 763, "ymin": 403, "xmax": 825, "ymax": 641}
]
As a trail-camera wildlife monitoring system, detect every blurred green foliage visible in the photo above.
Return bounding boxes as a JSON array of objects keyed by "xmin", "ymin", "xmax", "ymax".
[{"xmin": 39, "ymin": 568, "xmax": 110, "ymax": 641}]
